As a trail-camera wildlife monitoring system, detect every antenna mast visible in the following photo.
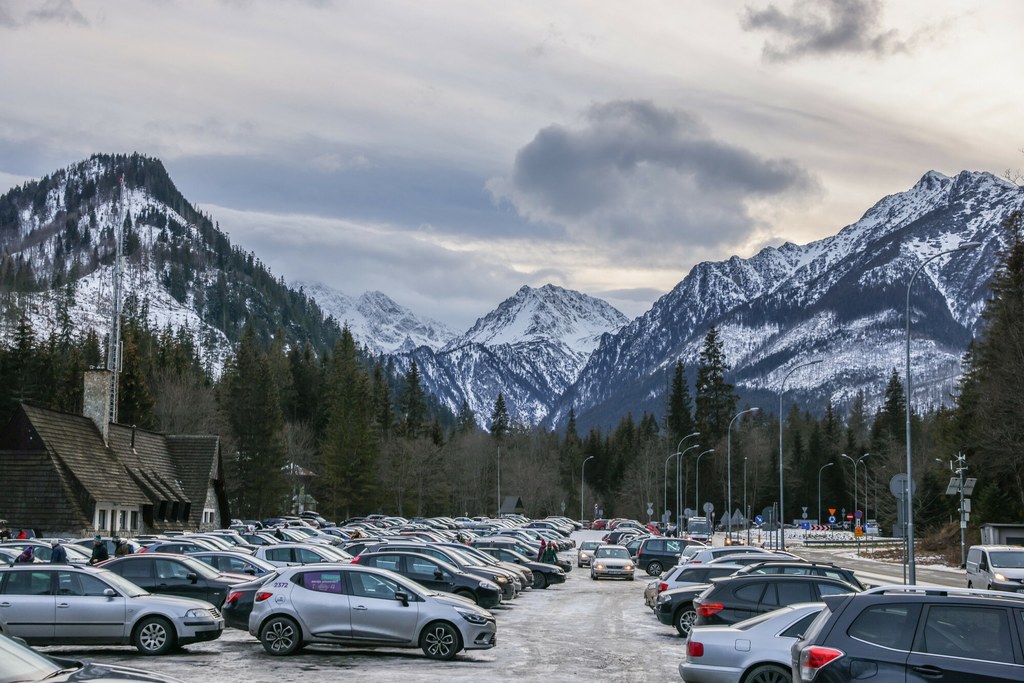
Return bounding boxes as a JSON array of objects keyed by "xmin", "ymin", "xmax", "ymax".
[{"xmin": 106, "ymin": 175, "xmax": 126, "ymax": 424}]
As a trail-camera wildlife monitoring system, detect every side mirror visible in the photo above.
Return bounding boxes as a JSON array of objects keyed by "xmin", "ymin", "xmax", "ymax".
[
  {"xmin": 186, "ymin": 572, "xmax": 198, "ymax": 584},
  {"xmin": 245, "ymin": 568, "xmax": 256, "ymax": 575},
  {"xmin": 433, "ymin": 569, "xmax": 444, "ymax": 580},
  {"xmin": 395, "ymin": 590, "xmax": 409, "ymax": 607},
  {"xmin": 103, "ymin": 588, "xmax": 116, "ymax": 598}
]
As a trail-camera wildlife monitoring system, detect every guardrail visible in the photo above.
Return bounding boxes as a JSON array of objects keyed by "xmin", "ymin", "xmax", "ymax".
[{"xmin": 799, "ymin": 537, "xmax": 904, "ymax": 548}]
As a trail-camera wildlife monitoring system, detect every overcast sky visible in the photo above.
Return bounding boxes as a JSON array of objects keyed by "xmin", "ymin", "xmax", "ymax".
[{"xmin": 1, "ymin": 0, "xmax": 1021, "ymax": 330}]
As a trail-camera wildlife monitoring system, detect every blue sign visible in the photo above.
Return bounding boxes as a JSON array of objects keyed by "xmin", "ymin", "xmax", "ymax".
[
  {"xmin": 828, "ymin": 515, "xmax": 836, "ymax": 524},
  {"xmin": 800, "ymin": 521, "xmax": 810, "ymax": 530},
  {"xmin": 855, "ymin": 510, "xmax": 862, "ymax": 519},
  {"xmin": 755, "ymin": 515, "xmax": 764, "ymax": 524}
]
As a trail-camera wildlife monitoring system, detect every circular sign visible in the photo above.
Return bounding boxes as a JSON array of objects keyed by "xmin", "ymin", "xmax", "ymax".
[
  {"xmin": 889, "ymin": 473, "xmax": 916, "ymax": 497},
  {"xmin": 828, "ymin": 515, "xmax": 836, "ymax": 523},
  {"xmin": 801, "ymin": 512, "xmax": 808, "ymax": 519},
  {"xmin": 646, "ymin": 506, "xmax": 654, "ymax": 516},
  {"xmin": 846, "ymin": 513, "xmax": 854, "ymax": 520},
  {"xmin": 755, "ymin": 515, "xmax": 764, "ymax": 524},
  {"xmin": 703, "ymin": 502, "xmax": 714, "ymax": 514}
]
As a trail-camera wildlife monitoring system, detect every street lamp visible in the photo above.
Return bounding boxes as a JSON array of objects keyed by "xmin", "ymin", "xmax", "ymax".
[
  {"xmin": 817, "ymin": 462, "xmax": 834, "ymax": 527},
  {"xmin": 728, "ymin": 408, "xmax": 759, "ymax": 539},
  {"xmin": 581, "ymin": 455, "xmax": 595, "ymax": 522},
  {"xmin": 743, "ymin": 456, "xmax": 749, "ymax": 544},
  {"xmin": 674, "ymin": 432, "xmax": 700, "ymax": 529},
  {"xmin": 905, "ymin": 241, "xmax": 980, "ymax": 583},
  {"xmin": 840, "ymin": 453, "xmax": 869, "ymax": 553},
  {"xmin": 663, "ymin": 451, "xmax": 677, "ymax": 530},
  {"xmin": 779, "ymin": 359, "xmax": 823, "ymax": 551},
  {"xmin": 677, "ymin": 443, "xmax": 702, "ymax": 524},
  {"xmin": 694, "ymin": 449, "xmax": 714, "ymax": 521}
]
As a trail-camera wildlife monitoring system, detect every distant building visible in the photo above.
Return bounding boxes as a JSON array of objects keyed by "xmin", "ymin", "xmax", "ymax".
[{"xmin": 0, "ymin": 369, "xmax": 229, "ymax": 537}]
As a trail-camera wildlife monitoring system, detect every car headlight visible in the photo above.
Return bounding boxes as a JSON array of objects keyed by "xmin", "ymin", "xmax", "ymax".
[
  {"xmin": 456, "ymin": 607, "xmax": 489, "ymax": 625},
  {"xmin": 995, "ymin": 572, "xmax": 1008, "ymax": 582},
  {"xmin": 480, "ymin": 580, "xmax": 499, "ymax": 590},
  {"xmin": 495, "ymin": 576, "xmax": 507, "ymax": 583},
  {"xmin": 595, "ymin": 563, "xmax": 605, "ymax": 570},
  {"xmin": 625, "ymin": 565, "xmax": 634, "ymax": 571},
  {"xmin": 185, "ymin": 608, "xmax": 215, "ymax": 618}
]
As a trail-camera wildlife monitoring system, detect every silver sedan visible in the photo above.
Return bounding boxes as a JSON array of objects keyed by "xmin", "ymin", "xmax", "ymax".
[
  {"xmin": 589, "ymin": 545, "xmax": 635, "ymax": 580},
  {"xmin": 679, "ymin": 602, "xmax": 824, "ymax": 683}
]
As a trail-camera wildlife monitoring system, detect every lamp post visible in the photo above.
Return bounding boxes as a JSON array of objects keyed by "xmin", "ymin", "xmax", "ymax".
[
  {"xmin": 817, "ymin": 462, "xmax": 834, "ymax": 527},
  {"xmin": 581, "ymin": 455, "xmax": 595, "ymax": 523},
  {"xmin": 905, "ymin": 241, "xmax": 980, "ymax": 584},
  {"xmin": 779, "ymin": 359, "xmax": 823, "ymax": 551},
  {"xmin": 743, "ymin": 456, "xmax": 749, "ymax": 544},
  {"xmin": 728, "ymin": 408, "xmax": 759, "ymax": 539},
  {"xmin": 496, "ymin": 445, "xmax": 501, "ymax": 518},
  {"xmin": 674, "ymin": 432, "xmax": 700, "ymax": 530},
  {"xmin": 840, "ymin": 452, "xmax": 869, "ymax": 554},
  {"xmin": 663, "ymin": 451, "xmax": 677, "ymax": 530},
  {"xmin": 677, "ymin": 443, "xmax": 701, "ymax": 524},
  {"xmin": 694, "ymin": 449, "xmax": 714, "ymax": 519}
]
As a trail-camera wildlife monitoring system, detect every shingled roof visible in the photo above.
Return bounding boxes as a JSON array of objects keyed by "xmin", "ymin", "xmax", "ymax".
[{"xmin": 166, "ymin": 435, "xmax": 221, "ymax": 518}]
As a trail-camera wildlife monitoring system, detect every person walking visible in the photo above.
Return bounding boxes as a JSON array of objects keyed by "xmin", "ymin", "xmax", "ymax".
[
  {"xmin": 114, "ymin": 538, "xmax": 132, "ymax": 556},
  {"xmin": 49, "ymin": 540, "xmax": 68, "ymax": 564},
  {"xmin": 537, "ymin": 539, "xmax": 546, "ymax": 561},
  {"xmin": 88, "ymin": 535, "xmax": 109, "ymax": 565},
  {"xmin": 0, "ymin": 522, "xmax": 10, "ymax": 541},
  {"xmin": 15, "ymin": 546, "xmax": 34, "ymax": 563},
  {"xmin": 542, "ymin": 540, "xmax": 558, "ymax": 565}
]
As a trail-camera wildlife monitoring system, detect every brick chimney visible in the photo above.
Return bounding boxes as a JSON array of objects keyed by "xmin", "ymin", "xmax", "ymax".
[{"xmin": 83, "ymin": 369, "xmax": 112, "ymax": 445}]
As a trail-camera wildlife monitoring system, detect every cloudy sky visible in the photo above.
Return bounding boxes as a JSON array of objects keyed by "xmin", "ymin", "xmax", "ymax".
[{"xmin": 1, "ymin": 0, "xmax": 1021, "ymax": 330}]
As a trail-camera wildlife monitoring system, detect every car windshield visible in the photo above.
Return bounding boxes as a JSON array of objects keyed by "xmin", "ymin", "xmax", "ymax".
[
  {"xmin": 582, "ymin": 541, "xmax": 602, "ymax": 550},
  {"xmin": 92, "ymin": 568, "xmax": 148, "ymax": 597},
  {"xmin": 174, "ymin": 555, "xmax": 225, "ymax": 579},
  {"xmin": 596, "ymin": 547, "xmax": 630, "ymax": 559},
  {"xmin": 0, "ymin": 632, "xmax": 64, "ymax": 683},
  {"xmin": 990, "ymin": 551, "xmax": 1024, "ymax": 568}
]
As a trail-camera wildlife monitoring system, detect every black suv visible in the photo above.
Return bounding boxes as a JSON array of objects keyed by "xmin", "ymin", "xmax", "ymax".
[
  {"xmin": 738, "ymin": 561, "xmax": 869, "ymax": 591},
  {"xmin": 693, "ymin": 574, "xmax": 858, "ymax": 628},
  {"xmin": 635, "ymin": 537, "xmax": 705, "ymax": 576},
  {"xmin": 793, "ymin": 586, "xmax": 1024, "ymax": 682}
]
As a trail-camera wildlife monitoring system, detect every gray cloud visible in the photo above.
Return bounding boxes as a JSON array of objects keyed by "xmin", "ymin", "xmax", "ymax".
[
  {"xmin": 0, "ymin": 0, "xmax": 87, "ymax": 28},
  {"xmin": 488, "ymin": 100, "xmax": 815, "ymax": 264},
  {"xmin": 742, "ymin": 0, "xmax": 914, "ymax": 62}
]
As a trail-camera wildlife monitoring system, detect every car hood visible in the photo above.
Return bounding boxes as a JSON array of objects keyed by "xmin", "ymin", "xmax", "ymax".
[
  {"xmin": 128, "ymin": 593, "xmax": 217, "ymax": 611},
  {"xmin": 42, "ymin": 659, "xmax": 186, "ymax": 682},
  {"xmin": 593, "ymin": 557, "xmax": 633, "ymax": 567},
  {"xmin": 427, "ymin": 591, "xmax": 491, "ymax": 614}
]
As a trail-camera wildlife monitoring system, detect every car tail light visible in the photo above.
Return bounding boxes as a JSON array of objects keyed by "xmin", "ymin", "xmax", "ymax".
[
  {"xmin": 696, "ymin": 602, "xmax": 723, "ymax": 618},
  {"xmin": 658, "ymin": 582, "xmax": 668, "ymax": 592},
  {"xmin": 254, "ymin": 591, "xmax": 274, "ymax": 603},
  {"xmin": 799, "ymin": 646, "xmax": 844, "ymax": 680},
  {"xmin": 687, "ymin": 640, "xmax": 704, "ymax": 658},
  {"xmin": 224, "ymin": 591, "xmax": 241, "ymax": 606},
  {"xmin": 350, "ymin": 555, "xmax": 361, "ymax": 563}
]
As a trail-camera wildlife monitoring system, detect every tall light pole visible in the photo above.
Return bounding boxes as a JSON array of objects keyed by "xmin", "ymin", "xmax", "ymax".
[
  {"xmin": 496, "ymin": 445, "xmax": 501, "ymax": 518},
  {"xmin": 694, "ymin": 449, "xmax": 714, "ymax": 520},
  {"xmin": 728, "ymin": 408, "xmax": 759, "ymax": 539},
  {"xmin": 779, "ymin": 359, "xmax": 823, "ymax": 551},
  {"xmin": 677, "ymin": 443, "xmax": 701, "ymax": 524},
  {"xmin": 581, "ymin": 455, "xmax": 595, "ymax": 522},
  {"xmin": 743, "ymin": 456, "xmax": 749, "ymax": 544},
  {"xmin": 841, "ymin": 453, "xmax": 869, "ymax": 554},
  {"xmin": 663, "ymin": 451, "xmax": 677, "ymax": 530},
  {"xmin": 817, "ymin": 462, "xmax": 834, "ymax": 527},
  {"xmin": 905, "ymin": 241, "xmax": 980, "ymax": 583},
  {"xmin": 674, "ymin": 432, "xmax": 700, "ymax": 530}
]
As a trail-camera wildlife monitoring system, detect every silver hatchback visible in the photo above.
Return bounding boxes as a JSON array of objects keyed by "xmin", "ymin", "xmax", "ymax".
[
  {"xmin": 248, "ymin": 563, "xmax": 496, "ymax": 660},
  {"xmin": 0, "ymin": 564, "xmax": 223, "ymax": 655}
]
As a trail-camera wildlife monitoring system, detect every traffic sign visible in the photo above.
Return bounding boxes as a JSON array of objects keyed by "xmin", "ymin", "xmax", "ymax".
[
  {"xmin": 703, "ymin": 502, "xmax": 714, "ymax": 514},
  {"xmin": 846, "ymin": 513, "xmax": 853, "ymax": 520},
  {"xmin": 828, "ymin": 508, "xmax": 836, "ymax": 516},
  {"xmin": 855, "ymin": 510, "xmax": 862, "ymax": 519},
  {"xmin": 828, "ymin": 515, "xmax": 836, "ymax": 524},
  {"xmin": 755, "ymin": 515, "xmax": 764, "ymax": 524},
  {"xmin": 801, "ymin": 512, "xmax": 808, "ymax": 519},
  {"xmin": 646, "ymin": 505, "xmax": 654, "ymax": 516}
]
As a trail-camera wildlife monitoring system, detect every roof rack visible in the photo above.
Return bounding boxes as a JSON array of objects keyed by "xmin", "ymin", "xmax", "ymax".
[{"xmin": 862, "ymin": 585, "xmax": 1024, "ymax": 602}]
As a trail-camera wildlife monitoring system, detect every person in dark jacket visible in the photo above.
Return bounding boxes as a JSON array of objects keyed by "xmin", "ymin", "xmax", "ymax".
[
  {"xmin": 15, "ymin": 546, "xmax": 34, "ymax": 563},
  {"xmin": 542, "ymin": 541, "xmax": 558, "ymax": 565},
  {"xmin": 88, "ymin": 535, "xmax": 109, "ymax": 565},
  {"xmin": 49, "ymin": 540, "xmax": 68, "ymax": 564},
  {"xmin": 114, "ymin": 538, "xmax": 132, "ymax": 556}
]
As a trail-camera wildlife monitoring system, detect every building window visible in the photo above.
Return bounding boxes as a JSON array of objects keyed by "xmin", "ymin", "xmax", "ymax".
[
  {"xmin": 98, "ymin": 509, "xmax": 107, "ymax": 530},
  {"xmin": 130, "ymin": 511, "xmax": 139, "ymax": 531},
  {"xmin": 118, "ymin": 510, "xmax": 127, "ymax": 531}
]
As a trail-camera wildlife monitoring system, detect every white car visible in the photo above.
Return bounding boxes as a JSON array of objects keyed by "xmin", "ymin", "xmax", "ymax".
[
  {"xmin": 590, "ymin": 545, "xmax": 635, "ymax": 580},
  {"xmin": 253, "ymin": 542, "xmax": 353, "ymax": 567}
]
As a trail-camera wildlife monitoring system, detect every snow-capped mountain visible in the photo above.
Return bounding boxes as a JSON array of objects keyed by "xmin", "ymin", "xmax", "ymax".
[
  {"xmin": 548, "ymin": 170, "xmax": 1022, "ymax": 431},
  {"xmin": 387, "ymin": 284, "xmax": 629, "ymax": 426},
  {"xmin": 295, "ymin": 282, "xmax": 456, "ymax": 355}
]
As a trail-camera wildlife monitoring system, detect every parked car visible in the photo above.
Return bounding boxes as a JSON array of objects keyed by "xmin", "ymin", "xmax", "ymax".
[
  {"xmin": 590, "ymin": 545, "xmax": 635, "ymax": 581},
  {"xmin": 99, "ymin": 553, "xmax": 248, "ymax": 608},
  {"xmin": 354, "ymin": 551, "xmax": 503, "ymax": 608},
  {"xmin": 577, "ymin": 540, "xmax": 602, "ymax": 568},
  {"xmin": 138, "ymin": 538, "xmax": 222, "ymax": 555},
  {"xmin": 684, "ymin": 545, "xmax": 776, "ymax": 565},
  {"xmin": 635, "ymin": 537, "xmax": 706, "ymax": 576},
  {"xmin": 680, "ymin": 602, "xmax": 824, "ymax": 683},
  {"xmin": 707, "ymin": 552, "xmax": 802, "ymax": 566},
  {"xmin": 248, "ymin": 563, "xmax": 497, "ymax": 660},
  {"xmin": 192, "ymin": 551, "xmax": 278, "ymax": 577},
  {"xmin": 253, "ymin": 542, "xmax": 353, "ymax": 567},
  {"xmin": 0, "ymin": 564, "xmax": 223, "ymax": 655},
  {"xmin": 0, "ymin": 630, "xmax": 188, "ymax": 681},
  {"xmin": 222, "ymin": 571, "xmax": 277, "ymax": 630},
  {"xmin": 478, "ymin": 546, "xmax": 565, "ymax": 588},
  {"xmin": 358, "ymin": 542, "xmax": 520, "ymax": 599},
  {"xmin": 0, "ymin": 540, "xmax": 91, "ymax": 565},
  {"xmin": 793, "ymin": 586, "xmax": 1024, "ymax": 682},
  {"xmin": 435, "ymin": 542, "xmax": 533, "ymax": 590},
  {"xmin": 966, "ymin": 544, "xmax": 1024, "ymax": 590},
  {"xmin": 643, "ymin": 563, "xmax": 746, "ymax": 609},
  {"xmin": 692, "ymin": 574, "xmax": 858, "ymax": 629}
]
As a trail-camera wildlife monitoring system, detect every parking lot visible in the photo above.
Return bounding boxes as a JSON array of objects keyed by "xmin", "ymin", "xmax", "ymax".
[{"xmin": 34, "ymin": 531, "xmax": 684, "ymax": 682}]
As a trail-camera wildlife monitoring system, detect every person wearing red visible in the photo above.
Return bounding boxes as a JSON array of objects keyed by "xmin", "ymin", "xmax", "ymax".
[{"xmin": 15, "ymin": 529, "xmax": 27, "ymax": 540}]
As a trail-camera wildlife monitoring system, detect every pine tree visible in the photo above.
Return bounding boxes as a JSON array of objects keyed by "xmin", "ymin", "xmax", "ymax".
[
  {"xmin": 665, "ymin": 359, "xmax": 695, "ymax": 444},
  {"xmin": 456, "ymin": 400, "xmax": 476, "ymax": 434},
  {"xmin": 490, "ymin": 392, "xmax": 510, "ymax": 439},
  {"xmin": 694, "ymin": 326, "xmax": 738, "ymax": 444},
  {"xmin": 399, "ymin": 360, "xmax": 427, "ymax": 438}
]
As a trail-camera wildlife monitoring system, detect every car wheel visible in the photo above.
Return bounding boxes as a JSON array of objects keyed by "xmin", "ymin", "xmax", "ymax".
[
  {"xmin": 454, "ymin": 588, "xmax": 476, "ymax": 603},
  {"xmin": 421, "ymin": 621, "xmax": 461, "ymax": 661},
  {"xmin": 260, "ymin": 616, "xmax": 302, "ymax": 656},
  {"xmin": 539, "ymin": 573, "xmax": 550, "ymax": 589},
  {"xmin": 132, "ymin": 616, "xmax": 176, "ymax": 655},
  {"xmin": 646, "ymin": 561, "xmax": 663, "ymax": 576},
  {"xmin": 532, "ymin": 573, "xmax": 546, "ymax": 589},
  {"xmin": 743, "ymin": 663, "xmax": 791, "ymax": 683},
  {"xmin": 675, "ymin": 606, "xmax": 697, "ymax": 638}
]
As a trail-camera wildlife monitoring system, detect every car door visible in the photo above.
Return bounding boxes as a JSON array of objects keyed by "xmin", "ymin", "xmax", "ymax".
[
  {"xmin": 403, "ymin": 555, "xmax": 450, "ymax": 593},
  {"xmin": 54, "ymin": 570, "xmax": 127, "ymax": 641},
  {"xmin": 154, "ymin": 558, "xmax": 206, "ymax": 601},
  {"xmin": 906, "ymin": 603, "xmax": 1023, "ymax": 682},
  {"xmin": 111, "ymin": 557, "xmax": 155, "ymax": 591},
  {"xmin": 293, "ymin": 547, "xmax": 329, "ymax": 565},
  {"xmin": 262, "ymin": 547, "xmax": 297, "ymax": 566},
  {"xmin": 345, "ymin": 570, "xmax": 420, "ymax": 644},
  {"xmin": 0, "ymin": 569, "xmax": 56, "ymax": 640},
  {"xmin": 288, "ymin": 569, "xmax": 350, "ymax": 640}
]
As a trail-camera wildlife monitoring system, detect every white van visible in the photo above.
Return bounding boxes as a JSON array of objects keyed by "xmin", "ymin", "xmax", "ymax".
[{"xmin": 966, "ymin": 545, "xmax": 1024, "ymax": 591}]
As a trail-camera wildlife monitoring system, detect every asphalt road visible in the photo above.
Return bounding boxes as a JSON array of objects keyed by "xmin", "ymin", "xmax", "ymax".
[{"xmin": 36, "ymin": 531, "xmax": 683, "ymax": 683}]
